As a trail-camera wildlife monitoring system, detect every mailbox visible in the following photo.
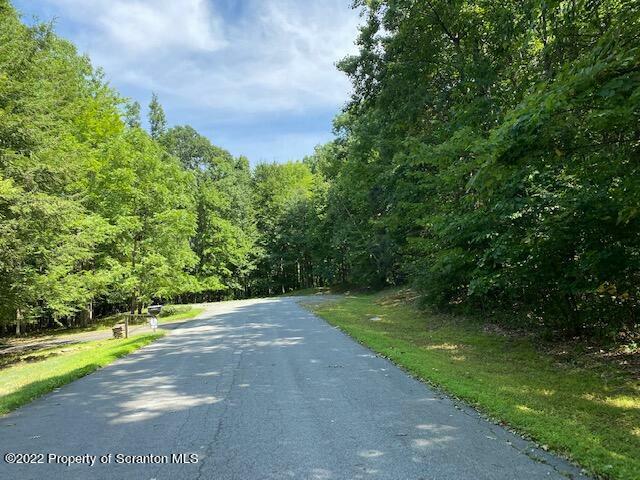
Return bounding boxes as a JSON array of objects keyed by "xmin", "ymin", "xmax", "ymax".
[{"xmin": 148, "ymin": 305, "xmax": 162, "ymax": 316}]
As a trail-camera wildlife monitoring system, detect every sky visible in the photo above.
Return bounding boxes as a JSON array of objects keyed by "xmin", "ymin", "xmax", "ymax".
[{"xmin": 12, "ymin": 0, "xmax": 362, "ymax": 164}]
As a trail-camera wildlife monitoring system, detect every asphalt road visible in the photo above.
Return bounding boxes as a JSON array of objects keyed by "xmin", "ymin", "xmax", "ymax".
[{"xmin": 0, "ymin": 297, "xmax": 588, "ymax": 480}]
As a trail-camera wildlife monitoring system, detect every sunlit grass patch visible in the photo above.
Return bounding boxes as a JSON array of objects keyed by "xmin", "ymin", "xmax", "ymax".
[
  {"xmin": 157, "ymin": 306, "xmax": 204, "ymax": 324},
  {"xmin": 0, "ymin": 333, "xmax": 164, "ymax": 415},
  {"xmin": 309, "ymin": 291, "xmax": 640, "ymax": 480}
]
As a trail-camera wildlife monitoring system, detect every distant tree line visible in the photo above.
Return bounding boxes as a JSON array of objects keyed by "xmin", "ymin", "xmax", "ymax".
[
  {"xmin": 253, "ymin": 0, "xmax": 640, "ymax": 338},
  {"xmin": 1, "ymin": 0, "xmax": 638, "ymax": 338}
]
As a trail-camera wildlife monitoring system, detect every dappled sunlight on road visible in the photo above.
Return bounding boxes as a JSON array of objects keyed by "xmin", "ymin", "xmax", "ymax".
[
  {"xmin": 309, "ymin": 467, "xmax": 332, "ymax": 479},
  {"xmin": 411, "ymin": 436, "xmax": 455, "ymax": 449},
  {"xmin": 14, "ymin": 298, "xmax": 319, "ymax": 442},
  {"xmin": 415, "ymin": 423, "xmax": 458, "ymax": 433},
  {"xmin": 112, "ymin": 392, "xmax": 222, "ymax": 424},
  {"xmin": 0, "ymin": 296, "xmax": 590, "ymax": 480},
  {"xmin": 358, "ymin": 449, "xmax": 384, "ymax": 458}
]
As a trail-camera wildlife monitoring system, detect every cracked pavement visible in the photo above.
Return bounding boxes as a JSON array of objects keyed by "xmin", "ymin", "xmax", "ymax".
[{"xmin": 0, "ymin": 297, "xmax": 589, "ymax": 479}]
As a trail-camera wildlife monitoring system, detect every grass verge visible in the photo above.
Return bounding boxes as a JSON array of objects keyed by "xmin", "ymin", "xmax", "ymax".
[
  {"xmin": 158, "ymin": 306, "xmax": 204, "ymax": 324},
  {"xmin": 308, "ymin": 290, "xmax": 639, "ymax": 480},
  {"xmin": 0, "ymin": 333, "xmax": 164, "ymax": 415},
  {"xmin": 1, "ymin": 305, "xmax": 204, "ymax": 342}
]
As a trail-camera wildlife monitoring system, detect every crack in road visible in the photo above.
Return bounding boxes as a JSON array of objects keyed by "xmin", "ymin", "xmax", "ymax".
[{"xmin": 196, "ymin": 322, "xmax": 246, "ymax": 480}]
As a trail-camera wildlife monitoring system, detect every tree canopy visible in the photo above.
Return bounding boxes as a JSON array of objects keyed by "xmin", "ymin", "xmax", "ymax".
[{"xmin": 1, "ymin": 0, "xmax": 638, "ymax": 339}]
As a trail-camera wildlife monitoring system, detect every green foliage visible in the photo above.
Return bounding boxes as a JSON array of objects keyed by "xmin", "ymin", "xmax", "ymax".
[
  {"xmin": 0, "ymin": 6, "xmax": 120, "ymax": 331},
  {"xmin": 124, "ymin": 101, "xmax": 141, "ymax": 129},
  {"xmin": 315, "ymin": 0, "xmax": 640, "ymax": 337},
  {"xmin": 250, "ymin": 160, "xmax": 333, "ymax": 295},
  {"xmin": 0, "ymin": 4, "xmax": 254, "ymax": 333},
  {"xmin": 157, "ymin": 304, "xmax": 192, "ymax": 317},
  {"xmin": 161, "ymin": 126, "xmax": 257, "ymax": 296},
  {"xmin": 85, "ymin": 128, "xmax": 198, "ymax": 307},
  {"xmin": 148, "ymin": 92, "xmax": 167, "ymax": 139},
  {"xmin": 2, "ymin": 0, "xmax": 639, "ymax": 341}
]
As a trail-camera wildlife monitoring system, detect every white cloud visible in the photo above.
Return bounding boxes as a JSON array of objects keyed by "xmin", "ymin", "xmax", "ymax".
[
  {"xmin": 100, "ymin": 0, "xmax": 227, "ymax": 53},
  {"xmin": 49, "ymin": 0, "xmax": 226, "ymax": 53},
  {"xmin": 42, "ymin": 0, "xmax": 362, "ymax": 115}
]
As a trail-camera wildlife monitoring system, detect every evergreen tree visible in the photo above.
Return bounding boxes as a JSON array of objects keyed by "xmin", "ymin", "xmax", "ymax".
[
  {"xmin": 124, "ymin": 100, "xmax": 141, "ymax": 129},
  {"xmin": 148, "ymin": 92, "xmax": 167, "ymax": 139}
]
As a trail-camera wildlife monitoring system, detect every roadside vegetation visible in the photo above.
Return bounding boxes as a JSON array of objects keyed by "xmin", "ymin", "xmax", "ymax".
[
  {"xmin": 0, "ymin": 333, "xmax": 163, "ymax": 415},
  {"xmin": 310, "ymin": 291, "xmax": 639, "ymax": 480},
  {"xmin": 0, "ymin": 305, "xmax": 203, "ymax": 342},
  {"xmin": 0, "ymin": 305, "xmax": 198, "ymax": 413},
  {"xmin": 1, "ymin": 1, "xmax": 638, "ymax": 472},
  {"xmin": 279, "ymin": 287, "xmax": 335, "ymax": 297},
  {"xmin": 2, "ymin": 0, "xmax": 639, "ymax": 346},
  {"xmin": 157, "ymin": 305, "xmax": 204, "ymax": 324}
]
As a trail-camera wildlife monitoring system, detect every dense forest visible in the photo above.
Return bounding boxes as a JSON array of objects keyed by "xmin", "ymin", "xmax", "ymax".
[{"xmin": 1, "ymin": 0, "xmax": 639, "ymax": 339}]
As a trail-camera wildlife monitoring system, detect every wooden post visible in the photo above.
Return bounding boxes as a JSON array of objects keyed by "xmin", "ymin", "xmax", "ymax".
[{"xmin": 125, "ymin": 315, "xmax": 130, "ymax": 339}]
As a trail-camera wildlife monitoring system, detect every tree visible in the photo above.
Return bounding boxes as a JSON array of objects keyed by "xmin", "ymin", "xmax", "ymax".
[
  {"xmin": 0, "ymin": 3, "xmax": 120, "ymax": 332},
  {"xmin": 330, "ymin": 0, "xmax": 640, "ymax": 336},
  {"xmin": 148, "ymin": 92, "xmax": 167, "ymax": 139},
  {"xmin": 124, "ymin": 100, "xmax": 141, "ymax": 129},
  {"xmin": 86, "ymin": 129, "xmax": 197, "ymax": 313},
  {"xmin": 161, "ymin": 126, "xmax": 257, "ymax": 298},
  {"xmin": 1, "ymin": 0, "xmax": 638, "ymax": 340},
  {"xmin": 251, "ymin": 161, "xmax": 321, "ymax": 294}
]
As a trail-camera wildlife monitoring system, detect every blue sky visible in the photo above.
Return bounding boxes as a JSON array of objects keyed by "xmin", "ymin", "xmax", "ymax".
[{"xmin": 13, "ymin": 0, "xmax": 362, "ymax": 164}]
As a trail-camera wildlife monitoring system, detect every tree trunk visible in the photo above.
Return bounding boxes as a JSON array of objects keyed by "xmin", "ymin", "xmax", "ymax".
[
  {"xmin": 280, "ymin": 258, "xmax": 285, "ymax": 294},
  {"xmin": 127, "ymin": 294, "xmax": 136, "ymax": 339},
  {"xmin": 15, "ymin": 308, "xmax": 22, "ymax": 336},
  {"xmin": 129, "ymin": 295, "xmax": 136, "ymax": 315},
  {"xmin": 80, "ymin": 300, "xmax": 93, "ymax": 327}
]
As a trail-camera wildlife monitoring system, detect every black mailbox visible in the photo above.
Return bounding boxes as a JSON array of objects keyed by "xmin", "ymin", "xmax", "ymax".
[{"xmin": 148, "ymin": 305, "xmax": 162, "ymax": 316}]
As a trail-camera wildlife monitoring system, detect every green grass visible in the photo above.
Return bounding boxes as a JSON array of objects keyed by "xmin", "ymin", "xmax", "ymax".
[
  {"xmin": 284, "ymin": 287, "xmax": 328, "ymax": 296},
  {"xmin": 0, "ymin": 333, "xmax": 164, "ymax": 415},
  {"xmin": 282, "ymin": 286, "xmax": 355, "ymax": 297},
  {"xmin": 274, "ymin": 287, "xmax": 334, "ymax": 297},
  {"xmin": 1, "ymin": 305, "xmax": 204, "ymax": 342},
  {"xmin": 158, "ymin": 306, "xmax": 204, "ymax": 324},
  {"xmin": 309, "ymin": 290, "xmax": 640, "ymax": 480}
]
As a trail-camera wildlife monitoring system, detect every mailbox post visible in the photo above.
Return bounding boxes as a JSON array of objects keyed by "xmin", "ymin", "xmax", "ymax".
[{"xmin": 148, "ymin": 304, "xmax": 162, "ymax": 332}]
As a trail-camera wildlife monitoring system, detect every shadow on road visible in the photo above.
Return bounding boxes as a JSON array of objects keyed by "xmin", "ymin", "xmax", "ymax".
[{"xmin": 0, "ymin": 297, "xmax": 588, "ymax": 480}]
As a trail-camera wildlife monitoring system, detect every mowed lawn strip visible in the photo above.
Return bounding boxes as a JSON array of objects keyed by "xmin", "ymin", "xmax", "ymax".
[
  {"xmin": 158, "ymin": 306, "xmax": 204, "ymax": 325},
  {"xmin": 0, "ymin": 333, "xmax": 164, "ymax": 415},
  {"xmin": 309, "ymin": 292, "xmax": 639, "ymax": 480},
  {"xmin": 4, "ymin": 304, "xmax": 204, "ymax": 341}
]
